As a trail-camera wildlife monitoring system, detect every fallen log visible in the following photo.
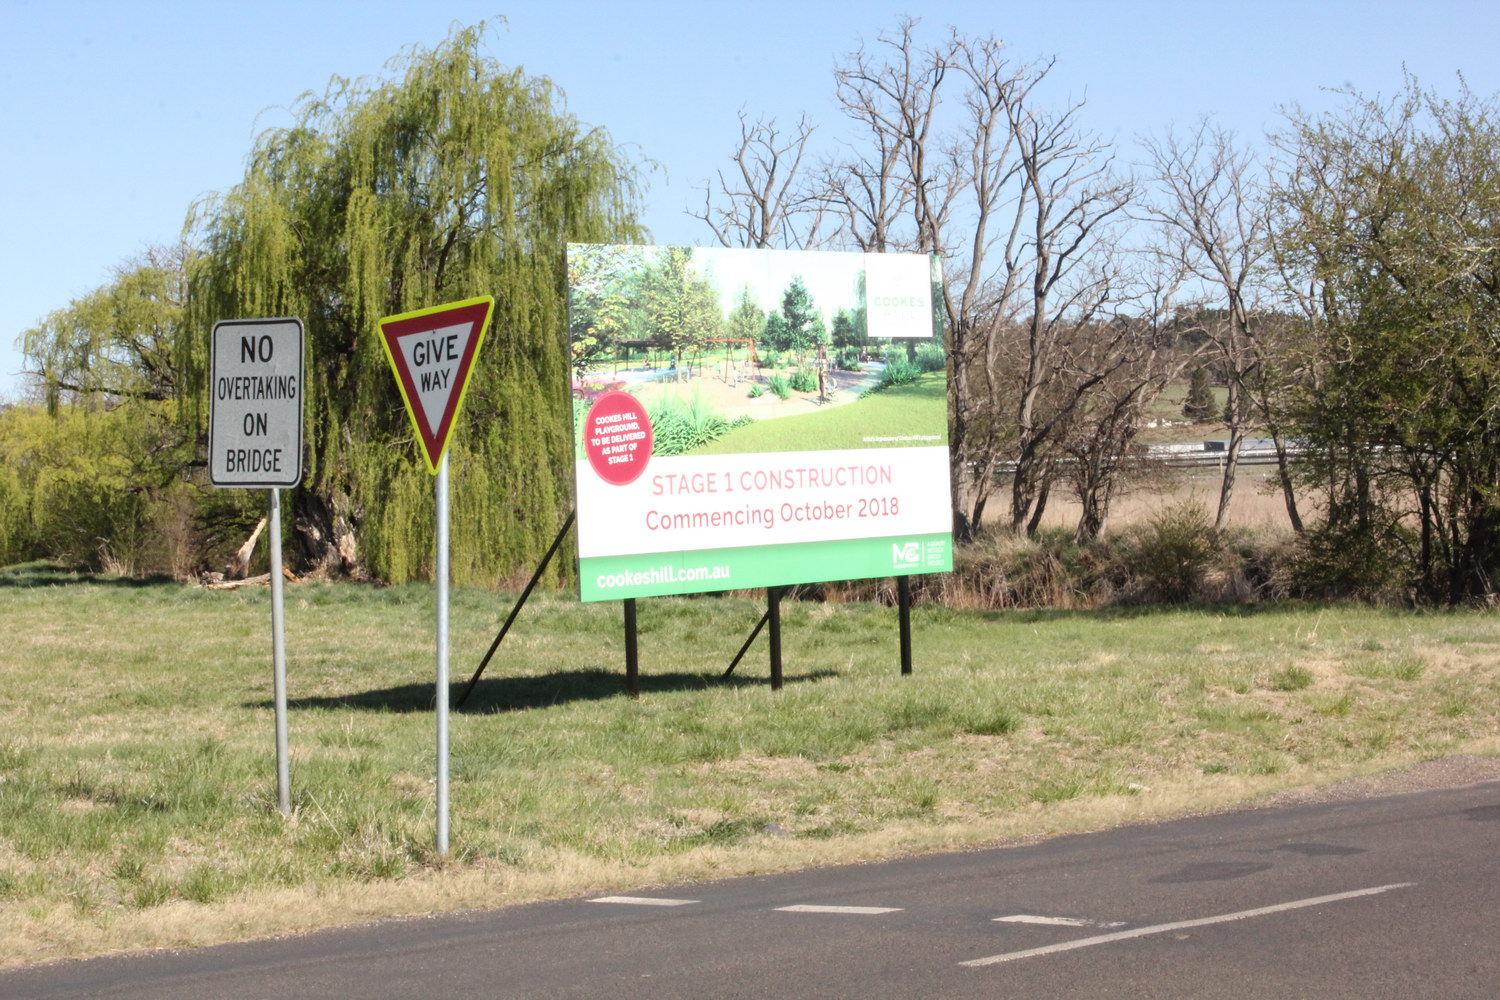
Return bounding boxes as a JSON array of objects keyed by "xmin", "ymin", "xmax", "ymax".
[{"xmin": 204, "ymin": 565, "xmax": 302, "ymax": 590}]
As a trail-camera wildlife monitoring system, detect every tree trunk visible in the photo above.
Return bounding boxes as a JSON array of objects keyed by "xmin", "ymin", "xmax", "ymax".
[
  {"xmin": 1215, "ymin": 428, "xmax": 1244, "ymax": 533},
  {"xmin": 225, "ymin": 517, "xmax": 267, "ymax": 580},
  {"xmin": 1011, "ymin": 448, "xmax": 1040, "ymax": 535},
  {"xmin": 292, "ymin": 487, "xmax": 367, "ymax": 580},
  {"xmin": 1271, "ymin": 434, "xmax": 1303, "ymax": 534},
  {"xmin": 1026, "ymin": 479, "xmax": 1052, "ymax": 537},
  {"xmin": 1214, "ymin": 382, "xmax": 1245, "ymax": 533}
]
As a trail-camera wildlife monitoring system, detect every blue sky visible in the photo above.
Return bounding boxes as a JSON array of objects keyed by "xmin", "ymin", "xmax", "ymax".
[{"xmin": 4, "ymin": 0, "xmax": 1498, "ymax": 400}]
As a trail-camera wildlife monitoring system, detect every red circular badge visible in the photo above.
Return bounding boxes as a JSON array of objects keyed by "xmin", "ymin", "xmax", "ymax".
[{"xmin": 583, "ymin": 391, "xmax": 653, "ymax": 486}]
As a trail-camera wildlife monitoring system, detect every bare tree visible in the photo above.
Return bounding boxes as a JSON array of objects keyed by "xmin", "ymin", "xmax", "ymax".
[
  {"xmin": 695, "ymin": 18, "xmax": 1134, "ymax": 540},
  {"xmin": 1140, "ymin": 122, "xmax": 1274, "ymax": 532},
  {"xmin": 693, "ymin": 112, "xmax": 827, "ymax": 249},
  {"xmin": 821, "ymin": 22, "xmax": 1040, "ymax": 537},
  {"xmin": 1060, "ymin": 268, "xmax": 1192, "ymax": 542},
  {"xmin": 1002, "ymin": 95, "xmax": 1135, "ymax": 535}
]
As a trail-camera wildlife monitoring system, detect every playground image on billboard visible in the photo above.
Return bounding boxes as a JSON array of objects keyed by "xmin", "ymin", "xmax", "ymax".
[{"xmin": 568, "ymin": 244, "xmax": 953, "ymax": 602}]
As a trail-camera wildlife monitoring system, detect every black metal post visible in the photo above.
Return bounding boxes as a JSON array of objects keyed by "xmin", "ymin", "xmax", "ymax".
[
  {"xmin": 768, "ymin": 586, "xmax": 783, "ymax": 691},
  {"xmin": 455, "ymin": 510, "xmax": 575, "ymax": 710},
  {"xmin": 898, "ymin": 575, "xmax": 913, "ymax": 676},
  {"xmin": 624, "ymin": 598, "xmax": 639, "ymax": 698}
]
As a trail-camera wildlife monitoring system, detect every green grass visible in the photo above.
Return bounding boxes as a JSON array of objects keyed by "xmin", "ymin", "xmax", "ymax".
[
  {"xmin": 1, "ymin": 560, "xmax": 1498, "ymax": 966},
  {"xmin": 687, "ymin": 372, "xmax": 948, "ymax": 454},
  {"xmin": 1147, "ymin": 380, "xmax": 1229, "ymax": 425}
]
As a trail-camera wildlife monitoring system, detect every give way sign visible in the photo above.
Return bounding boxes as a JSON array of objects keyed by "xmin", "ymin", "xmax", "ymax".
[{"xmin": 377, "ymin": 296, "xmax": 494, "ymax": 473}]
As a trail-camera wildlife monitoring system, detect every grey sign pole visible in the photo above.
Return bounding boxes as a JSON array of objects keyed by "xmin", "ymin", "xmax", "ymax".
[
  {"xmin": 435, "ymin": 458, "xmax": 451, "ymax": 857},
  {"xmin": 209, "ymin": 317, "xmax": 304, "ymax": 818},
  {"xmin": 269, "ymin": 489, "xmax": 290, "ymax": 813},
  {"xmin": 376, "ymin": 296, "xmax": 493, "ymax": 858}
]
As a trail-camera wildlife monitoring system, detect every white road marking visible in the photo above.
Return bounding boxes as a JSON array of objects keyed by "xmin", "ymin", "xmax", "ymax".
[
  {"xmin": 994, "ymin": 915, "xmax": 1126, "ymax": 928},
  {"xmin": 776, "ymin": 904, "xmax": 904, "ymax": 915},
  {"xmin": 589, "ymin": 896, "xmax": 699, "ymax": 907},
  {"xmin": 961, "ymin": 882, "xmax": 1415, "ymax": 967}
]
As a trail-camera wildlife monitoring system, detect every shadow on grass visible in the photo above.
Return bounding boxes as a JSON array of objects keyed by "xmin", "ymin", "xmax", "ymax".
[
  {"xmin": 256, "ymin": 667, "xmax": 838, "ymax": 714},
  {"xmin": 0, "ymin": 561, "xmax": 177, "ymax": 588}
]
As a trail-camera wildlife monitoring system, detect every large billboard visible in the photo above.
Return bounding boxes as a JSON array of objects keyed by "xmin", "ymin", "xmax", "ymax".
[{"xmin": 568, "ymin": 244, "xmax": 952, "ymax": 601}]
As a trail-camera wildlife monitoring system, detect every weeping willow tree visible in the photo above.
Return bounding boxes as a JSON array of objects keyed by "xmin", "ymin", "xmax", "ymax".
[{"xmin": 187, "ymin": 24, "xmax": 645, "ymax": 584}]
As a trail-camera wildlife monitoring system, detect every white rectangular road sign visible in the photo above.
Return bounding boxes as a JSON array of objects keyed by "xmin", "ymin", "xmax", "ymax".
[{"xmin": 209, "ymin": 318, "xmax": 305, "ymax": 488}]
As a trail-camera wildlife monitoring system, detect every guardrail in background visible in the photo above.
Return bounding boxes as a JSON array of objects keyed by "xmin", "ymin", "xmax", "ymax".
[{"xmin": 991, "ymin": 439, "xmax": 1298, "ymax": 476}]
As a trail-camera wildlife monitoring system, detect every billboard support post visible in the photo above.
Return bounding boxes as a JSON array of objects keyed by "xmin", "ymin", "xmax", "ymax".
[
  {"xmin": 898, "ymin": 576, "xmax": 913, "ymax": 676},
  {"xmin": 623, "ymin": 599, "xmax": 640, "ymax": 697},
  {"xmin": 722, "ymin": 609, "xmax": 770, "ymax": 680},
  {"xmin": 768, "ymin": 587, "xmax": 784, "ymax": 691},
  {"xmin": 454, "ymin": 510, "xmax": 576, "ymax": 710}
]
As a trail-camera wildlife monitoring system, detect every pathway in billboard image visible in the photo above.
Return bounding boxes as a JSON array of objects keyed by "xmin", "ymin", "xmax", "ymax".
[
  {"xmin": 586, "ymin": 359, "xmax": 889, "ymax": 424},
  {"xmin": 568, "ymin": 244, "xmax": 953, "ymax": 602}
]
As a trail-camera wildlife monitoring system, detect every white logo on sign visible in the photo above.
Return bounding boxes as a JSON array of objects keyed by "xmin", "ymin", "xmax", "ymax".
[
  {"xmin": 397, "ymin": 322, "xmax": 470, "ymax": 432},
  {"xmin": 865, "ymin": 253, "xmax": 935, "ymax": 339},
  {"xmin": 892, "ymin": 541, "xmax": 922, "ymax": 567}
]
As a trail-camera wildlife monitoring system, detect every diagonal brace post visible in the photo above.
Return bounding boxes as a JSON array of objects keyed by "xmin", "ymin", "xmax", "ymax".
[
  {"xmin": 454, "ymin": 509, "xmax": 575, "ymax": 710},
  {"xmin": 722, "ymin": 608, "xmax": 771, "ymax": 679}
]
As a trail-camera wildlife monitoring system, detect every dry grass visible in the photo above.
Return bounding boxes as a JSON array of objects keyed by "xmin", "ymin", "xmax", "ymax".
[
  {"xmin": 1029, "ymin": 466, "xmax": 1299, "ymax": 536},
  {"xmin": 2, "ymin": 563, "xmax": 1499, "ymax": 968}
]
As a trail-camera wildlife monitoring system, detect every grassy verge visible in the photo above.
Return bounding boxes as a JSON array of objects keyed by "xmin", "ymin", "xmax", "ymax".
[{"xmin": 1, "ymin": 561, "xmax": 1498, "ymax": 966}]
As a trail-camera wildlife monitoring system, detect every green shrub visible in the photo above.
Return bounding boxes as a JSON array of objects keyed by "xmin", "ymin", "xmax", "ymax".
[
  {"xmin": 747, "ymin": 383, "xmax": 764, "ymax": 398},
  {"xmin": 878, "ymin": 357, "xmax": 921, "ymax": 389},
  {"xmin": 1125, "ymin": 500, "xmax": 1218, "ymax": 603},
  {"xmin": 914, "ymin": 343, "xmax": 946, "ymax": 373},
  {"xmin": 1288, "ymin": 519, "xmax": 1412, "ymax": 603},
  {"xmin": 648, "ymin": 391, "xmax": 753, "ymax": 456},
  {"xmin": 766, "ymin": 373, "xmax": 791, "ymax": 401},
  {"xmin": 0, "ymin": 401, "xmax": 235, "ymax": 578},
  {"xmin": 790, "ymin": 370, "xmax": 818, "ymax": 393}
]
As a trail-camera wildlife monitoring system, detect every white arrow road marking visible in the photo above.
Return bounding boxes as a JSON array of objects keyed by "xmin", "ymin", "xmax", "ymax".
[
  {"xmin": 589, "ymin": 896, "xmax": 699, "ymax": 906},
  {"xmin": 961, "ymin": 883, "xmax": 1415, "ymax": 967}
]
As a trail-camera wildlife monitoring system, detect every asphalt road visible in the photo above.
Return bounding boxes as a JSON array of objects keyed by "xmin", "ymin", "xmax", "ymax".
[{"xmin": 5, "ymin": 780, "xmax": 1498, "ymax": 999}]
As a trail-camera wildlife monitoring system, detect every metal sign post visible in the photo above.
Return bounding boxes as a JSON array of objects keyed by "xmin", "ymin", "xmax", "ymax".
[
  {"xmin": 378, "ymin": 296, "xmax": 494, "ymax": 859},
  {"xmin": 209, "ymin": 317, "xmax": 305, "ymax": 817},
  {"xmin": 269, "ymin": 489, "xmax": 290, "ymax": 812},
  {"xmin": 435, "ymin": 458, "xmax": 451, "ymax": 855}
]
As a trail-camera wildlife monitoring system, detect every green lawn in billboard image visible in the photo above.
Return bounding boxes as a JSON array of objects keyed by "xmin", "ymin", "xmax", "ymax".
[{"xmin": 685, "ymin": 372, "xmax": 947, "ymax": 456}]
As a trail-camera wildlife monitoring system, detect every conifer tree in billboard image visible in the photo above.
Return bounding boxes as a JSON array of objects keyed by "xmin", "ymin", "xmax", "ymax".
[{"xmin": 567, "ymin": 244, "xmax": 952, "ymax": 601}]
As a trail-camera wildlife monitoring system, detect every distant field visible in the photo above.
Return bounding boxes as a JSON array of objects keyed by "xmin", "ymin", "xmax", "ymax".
[
  {"xmin": 1141, "ymin": 380, "xmax": 1232, "ymax": 445},
  {"xmin": 2, "ymin": 561, "xmax": 1497, "ymax": 967},
  {"xmin": 1024, "ymin": 465, "xmax": 1299, "ymax": 535}
]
